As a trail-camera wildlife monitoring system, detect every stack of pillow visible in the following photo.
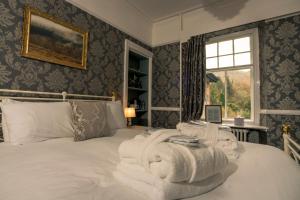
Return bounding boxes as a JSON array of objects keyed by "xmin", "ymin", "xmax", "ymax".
[{"xmin": 0, "ymin": 99, "xmax": 127, "ymax": 145}]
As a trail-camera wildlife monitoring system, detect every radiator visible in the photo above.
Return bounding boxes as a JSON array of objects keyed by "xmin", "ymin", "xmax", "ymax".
[{"xmin": 231, "ymin": 128, "xmax": 249, "ymax": 142}]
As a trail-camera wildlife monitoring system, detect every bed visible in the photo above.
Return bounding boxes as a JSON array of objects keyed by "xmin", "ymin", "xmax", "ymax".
[
  {"xmin": 0, "ymin": 128, "xmax": 299, "ymax": 200},
  {"xmin": 0, "ymin": 89, "xmax": 299, "ymax": 200}
]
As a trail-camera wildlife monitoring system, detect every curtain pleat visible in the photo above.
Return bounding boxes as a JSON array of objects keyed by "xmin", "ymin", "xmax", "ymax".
[{"xmin": 182, "ymin": 35, "xmax": 206, "ymax": 121}]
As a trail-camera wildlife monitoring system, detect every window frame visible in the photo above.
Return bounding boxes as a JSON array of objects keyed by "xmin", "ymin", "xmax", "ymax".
[{"xmin": 205, "ymin": 28, "xmax": 260, "ymax": 125}]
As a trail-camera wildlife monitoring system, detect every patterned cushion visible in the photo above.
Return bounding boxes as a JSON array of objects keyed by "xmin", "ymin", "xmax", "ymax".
[{"xmin": 70, "ymin": 101, "xmax": 111, "ymax": 141}]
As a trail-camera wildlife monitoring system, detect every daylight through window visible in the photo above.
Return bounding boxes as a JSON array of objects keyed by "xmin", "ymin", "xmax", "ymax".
[{"xmin": 205, "ymin": 34, "xmax": 256, "ymax": 121}]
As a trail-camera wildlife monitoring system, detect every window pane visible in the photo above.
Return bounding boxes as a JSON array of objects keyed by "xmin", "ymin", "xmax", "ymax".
[
  {"xmin": 234, "ymin": 37, "xmax": 250, "ymax": 53},
  {"xmin": 219, "ymin": 55, "xmax": 233, "ymax": 68},
  {"xmin": 234, "ymin": 52, "xmax": 251, "ymax": 66},
  {"xmin": 226, "ymin": 69, "xmax": 251, "ymax": 119},
  {"xmin": 206, "ymin": 57, "xmax": 218, "ymax": 69},
  {"xmin": 205, "ymin": 71, "xmax": 225, "ymax": 116},
  {"xmin": 218, "ymin": 40, "xmax": 233, "ymax": 55},
  {"xmin": 206, "ymin": 43, "xmax": 217, "ymax": 57}
]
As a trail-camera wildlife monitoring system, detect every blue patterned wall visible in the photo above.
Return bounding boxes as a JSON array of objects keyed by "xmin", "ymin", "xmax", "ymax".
[
  {"xmin": 152, "ymin": 42, "xmax": 180, "ymax": 107},
  {"xmin": 0, "ymin": 0, "xmax": 150, "ymax": 98},
  {"xmin": 152, "ymin": 42, "xmax": 180, "ymax": 128},
  {"xmin": 259, "ymin": 15, "xmax": 300, "ymax": 148},
  {"xmin": 260, "ymin": 16, "xmax": 300, "ymax": 110},
  {"xmin": 151, "ymin": 111, "xmax": 180, "ymax": 129}
]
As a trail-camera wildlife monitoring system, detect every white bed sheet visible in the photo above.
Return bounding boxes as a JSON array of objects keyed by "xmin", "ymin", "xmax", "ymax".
[{"xmin": 0, "ymin": 128, "xmax": 299, "ymax": 200}]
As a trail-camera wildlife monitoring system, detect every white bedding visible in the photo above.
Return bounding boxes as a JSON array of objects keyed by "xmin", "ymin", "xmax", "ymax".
[{"xmin": 0, "ymin": 128, "xmax": 299, "ymax": 200}]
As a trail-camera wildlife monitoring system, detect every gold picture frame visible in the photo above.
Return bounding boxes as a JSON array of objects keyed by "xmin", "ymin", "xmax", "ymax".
[{"xmin": 21, "ymin": 6, "xmax": 88, "ymax": 69}]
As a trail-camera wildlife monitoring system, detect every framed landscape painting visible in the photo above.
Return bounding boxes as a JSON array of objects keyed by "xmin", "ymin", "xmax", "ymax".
[{"xmin": 21, "ymin": 6, "xmax": 88, "ymax": 69}]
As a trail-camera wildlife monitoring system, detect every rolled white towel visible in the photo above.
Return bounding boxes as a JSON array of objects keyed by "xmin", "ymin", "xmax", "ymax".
[
  {"xmin": 118, "ymin": 134, "xmax": 147, "ymax": 164},
  {"xmin": 146, "ymin": 142, "xmax": 228, "ymax": 183},
  {"xmin": 114, "ymin": 162, "xmax": 225, "ymax": 200},
  {"xmin": 119, "ymin": 129, "xmax": 228, "ymax": 183},
  {"xmin": 119, "ymin": 129, "xmax": 178, "ymax": 165}
]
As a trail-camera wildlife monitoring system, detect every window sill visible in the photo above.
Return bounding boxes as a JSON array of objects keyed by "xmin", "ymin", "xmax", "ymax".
[
  {"xmin": 200, "ymin": 118, "xmax": 259, "ymax": 126},
  {"xmin": 221, "ymin": 119, "xmax": 257, "ymax": 125}
]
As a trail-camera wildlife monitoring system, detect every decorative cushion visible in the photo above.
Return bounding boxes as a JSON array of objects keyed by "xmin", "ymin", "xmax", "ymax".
[
  {"xmin": 70, "ymin": 101, "xmax": 111, "ymax": 141},
  {"xmin": 106, "ymin": 100, "xmax": 127, "ymax": 130}
]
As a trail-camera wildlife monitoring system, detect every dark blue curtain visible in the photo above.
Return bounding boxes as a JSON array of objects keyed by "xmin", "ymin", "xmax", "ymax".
[{"xmin": 182, "ymin": 35, "xmax": 206, "ymax": 121}]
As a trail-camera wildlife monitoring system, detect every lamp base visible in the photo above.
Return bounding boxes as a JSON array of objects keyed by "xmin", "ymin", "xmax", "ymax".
[{"xmin": 127, "ymin": 117, "xmax": 132, "ymax": 126}]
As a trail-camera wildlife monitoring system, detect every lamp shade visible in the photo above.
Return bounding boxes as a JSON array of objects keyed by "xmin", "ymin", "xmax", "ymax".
[{"xmin": 124, "ymin": 107, "xmax": 136, "ymax": 118}]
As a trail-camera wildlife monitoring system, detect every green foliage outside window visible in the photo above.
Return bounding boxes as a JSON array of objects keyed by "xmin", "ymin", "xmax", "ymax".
[{"xmin": 206, "ymin": 69, "xmax": 251, "ymax": 119}]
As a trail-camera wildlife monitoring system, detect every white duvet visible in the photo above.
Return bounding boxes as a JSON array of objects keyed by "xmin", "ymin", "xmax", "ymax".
[{"xmin": 0, "ymin": 128, "xmax": 299, "ymax": 200}]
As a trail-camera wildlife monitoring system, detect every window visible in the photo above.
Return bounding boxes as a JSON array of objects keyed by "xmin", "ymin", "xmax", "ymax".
[{"xmin": 205, "ymin": 29, "xmax": 260, "ymax": 124}]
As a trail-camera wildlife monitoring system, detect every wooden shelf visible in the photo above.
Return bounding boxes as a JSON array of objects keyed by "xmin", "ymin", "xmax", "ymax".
[
  {"xmin": 128, "ymin": 68, "xmax": 147, "ymax": 76},
  {"xmin": 128, "ymin": 87, "xmax": 147, "ymax": 92}
]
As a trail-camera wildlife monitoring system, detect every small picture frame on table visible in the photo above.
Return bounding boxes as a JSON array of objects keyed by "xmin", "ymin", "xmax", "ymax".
[{"xmin": 205, "ymin": 105, "xmax": 222, "ymax": 123}]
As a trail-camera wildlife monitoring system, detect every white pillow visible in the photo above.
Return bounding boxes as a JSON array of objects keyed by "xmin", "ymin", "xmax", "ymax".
[
  {"xmin": 0, "ymin": 98, "xmax": 19, "ymax": 142},
  {"xmin": 1, "ymin": 102, "xmax": 74, "ymax": 145},
  {"xmin": 106, "ymin": 101, "xmax": 127, "ymax": 130}
]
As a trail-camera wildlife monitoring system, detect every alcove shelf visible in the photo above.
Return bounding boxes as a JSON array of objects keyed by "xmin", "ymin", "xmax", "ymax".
[{"xmin": 123, "ymin": 39, "xmax": 153, "ymax": 126}]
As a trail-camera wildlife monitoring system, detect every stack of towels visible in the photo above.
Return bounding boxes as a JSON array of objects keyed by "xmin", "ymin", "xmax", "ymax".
[
  {"xmin": 114, "ymin": 122, "xmax": 239, "ymax": 200},
  {"xmin": 176, "ymin": 122, "xmax": 239, "ymax": 160}
]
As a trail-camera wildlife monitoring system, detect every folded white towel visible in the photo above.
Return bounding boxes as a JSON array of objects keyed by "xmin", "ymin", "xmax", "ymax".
[
  {"xmin": 114, "ymin": 162, "xmax": 225, "ymax": 200},
  {"xmin": 176, "ymin": 122, "xmax": 207, "ymax": 138},
  {"xmin": 119, "ymin": 129, "xmax": 178, "ymax": 165},
  {"xmin": 176, "ymin": 122, "xmax": 239, "ymax": 160},
  {"xmin": 119, "ymin": 129, "xmax": 228, "ymax": 183}
]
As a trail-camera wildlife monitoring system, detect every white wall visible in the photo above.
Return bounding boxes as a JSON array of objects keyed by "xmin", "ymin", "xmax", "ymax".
[
  {"xmin": 66, "ymin": 0, "xmax": 152, "ymax": 45},
  {"xmin": 152, "ymin": 0, "xmax": 300, "ymax": 46},
  {"xmin": 152, "ymin": 16, "xmax": 181, "ymax": 47}
]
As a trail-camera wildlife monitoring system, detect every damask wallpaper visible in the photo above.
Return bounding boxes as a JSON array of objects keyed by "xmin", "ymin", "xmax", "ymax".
[
  {"xmin": 152, "ymin": 42, "xmax": 180, "ymax": 107},
  {"xmin": 260, "ymin": 16, "xmax": 300, "ymax": 110},
  {"xmin": 261, "ymin": 114, "xmax": 300, "ymax": 148},
  {"xmin": 0, "ymin": 0, "xmax": 150, "ymax": 98},
  {"xmin": 151, "ymin": 42, "xmax": 180, "ymax": 128},
  {"xmin": 259, "ymin": 15, "xmax": 300, "ymax": 147},
  {"xmin": 152, "ymin": 111, "xmax": 180, "ymax": 129}
]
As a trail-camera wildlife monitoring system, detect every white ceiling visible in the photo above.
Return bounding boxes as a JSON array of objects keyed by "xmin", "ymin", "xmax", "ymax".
[{"xmin": 126, "ymin": 0, "xmax": 222, "ymax": 22}]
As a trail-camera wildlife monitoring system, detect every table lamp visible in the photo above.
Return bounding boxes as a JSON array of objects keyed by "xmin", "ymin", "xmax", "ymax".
[{"xmin": 124, "ymin": 107, "xmax": 136, "ymax": 126}]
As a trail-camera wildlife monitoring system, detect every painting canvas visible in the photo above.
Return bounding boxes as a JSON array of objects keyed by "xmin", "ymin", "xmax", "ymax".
[{"xmin": 22, "ymin": 7, "xmax": 88, "ymax": 69}]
